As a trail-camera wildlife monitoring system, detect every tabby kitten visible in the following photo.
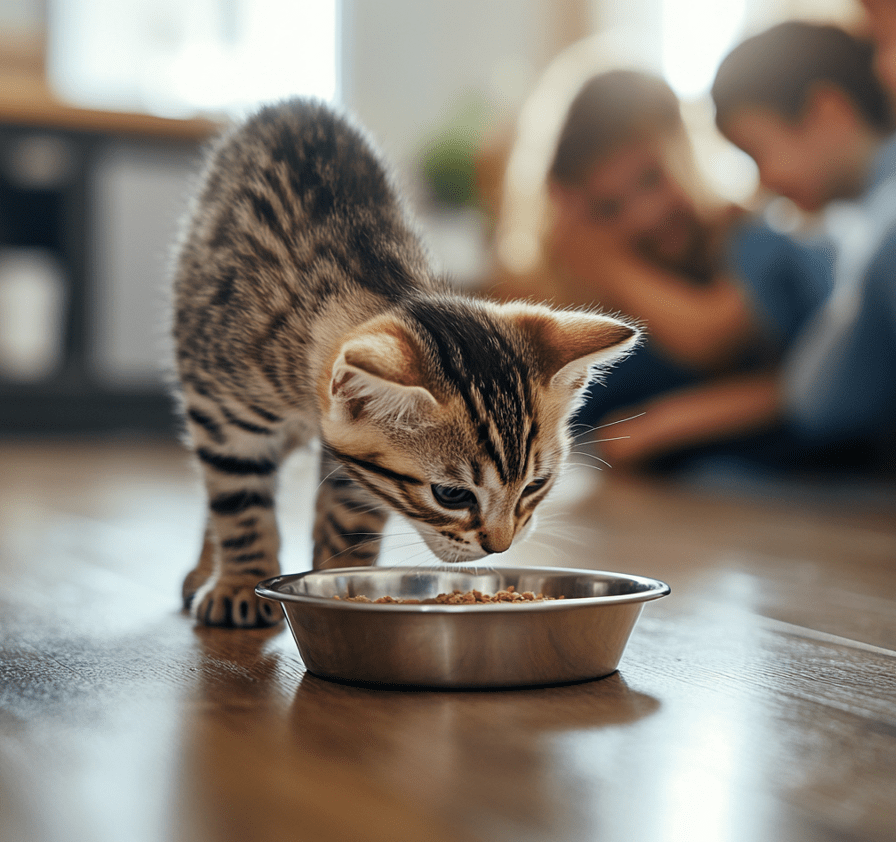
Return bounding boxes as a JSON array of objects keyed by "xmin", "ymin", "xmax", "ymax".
[{"xmin": 173, "ymin": 99, "xmax": 639, "ymax": 627}]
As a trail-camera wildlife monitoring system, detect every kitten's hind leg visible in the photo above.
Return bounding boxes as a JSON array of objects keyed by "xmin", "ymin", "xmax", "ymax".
[{"xmin": 313, "ymin": 453, "xmax": 388, "ymax": 570}]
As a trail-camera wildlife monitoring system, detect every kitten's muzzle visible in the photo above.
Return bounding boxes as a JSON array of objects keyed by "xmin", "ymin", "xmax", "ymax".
[
  {"xmin": 480, "ymin": 535, "xmax": 512, "ymax": 555},
  {"xmin": 478, "ymin": 519, "xmax": 515, "ymax": 555}
]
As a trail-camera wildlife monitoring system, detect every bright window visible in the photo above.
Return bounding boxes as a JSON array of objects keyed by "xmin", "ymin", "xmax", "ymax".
[
  {"xmin": 48, "ymin": 0, "xmax": 338, "ymax": 118},
  {"xmin": 661, "ymin": 0, "xmax": 747, "ymax": 99}
]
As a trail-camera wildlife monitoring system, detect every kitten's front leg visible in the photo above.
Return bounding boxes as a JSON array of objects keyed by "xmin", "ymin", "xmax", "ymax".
[
  {"xmin": 313, "ymin": 456, "xmax": 388, "ymax": 569},
  {"xmin": 192, "ymin": 491, "xmax": 283, "ymax": 627},
  {"xmin": 183, "ymin": 410, "xmax": 286, "ymax": 627}
]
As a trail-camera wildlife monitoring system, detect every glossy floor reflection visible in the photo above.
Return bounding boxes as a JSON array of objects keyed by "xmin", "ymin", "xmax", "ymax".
[{"xmin": 1, "ymin": 439, "xmax": 894, "ymax": 842}]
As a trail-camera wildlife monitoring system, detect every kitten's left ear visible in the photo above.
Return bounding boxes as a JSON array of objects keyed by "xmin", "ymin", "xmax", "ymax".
[
  {"xmin": 325, "ymin": 316, "xmax": 439, "ymax": 427},
  {"xmin": 507, "ymin": 304, "xmax": 642, "ymax": 393}
]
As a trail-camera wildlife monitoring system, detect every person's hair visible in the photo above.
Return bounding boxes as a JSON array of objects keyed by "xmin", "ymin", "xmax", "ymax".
[
  {"xmin": 712, "ymin": 21, "xmax": 893, "ymax": 133},
  {"xmin": 549, "ymin": 70, "xmax": 683, "ymax": 186}
]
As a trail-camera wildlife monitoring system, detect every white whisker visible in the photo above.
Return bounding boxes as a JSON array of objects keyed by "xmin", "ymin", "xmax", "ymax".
[
  {"xmin": 577, "ymin": 435, "xmax": 631, "ymax": 445},
  {"xmin": 531, "ymin": 526, "xmax": 591, "ymax": 549},
  {"xmin": 341, "ymin": 503, "xmax": 388, "ymax": 516},
  {"xmin": 325, "ymin": 532, "xmax": 425, "ymax": 565},
  {"xmin": 588, "ymin": 411, "xmax": 646, "ymax": 430},
  {"xmin": 314, "ymin": 466, "xmax": 344, "ymax": 493},
  {"xmin": 323, "ymin": 537, "xmax": 383, "ymax": 563},
  {"xmin": 350, "ymin": 530, "xmax": 417, "ymax": 539},
  {"xmin": 567, "ymin": 460, "xmax": 605, "ymax": 472},
  {"xmin": 400, "ymin": 547, "xmax": 440, "ymax": 569},
  {"xmin": 380, "ymin": 538, "xmax": 430, "ymax": 554},
  {"xmin": 570, "ymin": 450, "xmax": 613, "ymax": 469}
]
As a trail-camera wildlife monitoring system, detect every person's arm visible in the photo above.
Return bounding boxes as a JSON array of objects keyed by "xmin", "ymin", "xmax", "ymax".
[
  {"xmin": 548, "ymin": 205, "xmax": 758, "ymax": 371},
  {"xmin": 597, "ymin": 372, "xmax": 783, "ymax": 468}
]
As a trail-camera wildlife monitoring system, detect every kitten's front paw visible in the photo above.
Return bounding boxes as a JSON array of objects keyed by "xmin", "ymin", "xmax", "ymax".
[{"xmin": 192, "ymin": 577, "xmax": 282, "ymax": 628}]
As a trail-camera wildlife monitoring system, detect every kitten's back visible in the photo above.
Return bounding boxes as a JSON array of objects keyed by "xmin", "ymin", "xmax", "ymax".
[{"xmin": 173, "ymin": 99, "xmax": 437, "ymax": 402}]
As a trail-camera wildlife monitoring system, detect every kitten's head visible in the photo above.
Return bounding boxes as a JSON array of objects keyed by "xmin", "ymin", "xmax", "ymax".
[{"xmin": 318, "ymin": 296, "xmax": 640, "ymax": 562}]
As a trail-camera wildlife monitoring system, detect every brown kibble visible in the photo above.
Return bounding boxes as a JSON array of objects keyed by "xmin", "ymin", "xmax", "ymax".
[{"xmin": 337, "ymin": 587, "xmax": 561, "ymax": 604}]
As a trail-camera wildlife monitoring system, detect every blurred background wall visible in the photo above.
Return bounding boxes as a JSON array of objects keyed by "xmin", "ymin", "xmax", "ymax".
[{"xmin": 0, "ymin": 0, "xmax": 862, "ymax": 437}]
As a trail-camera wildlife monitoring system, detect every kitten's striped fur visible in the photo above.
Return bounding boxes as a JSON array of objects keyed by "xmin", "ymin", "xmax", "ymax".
[{"xmin": 173, "ymin": 99, "xmax": 639, "ymax": 627}]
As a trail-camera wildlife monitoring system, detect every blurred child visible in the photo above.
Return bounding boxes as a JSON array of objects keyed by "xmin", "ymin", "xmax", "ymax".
[
  {"xmin": 534, "ymin": 71, "xmax": 832, "ymax": 465},
  {"xmin": 706, "ymin": 21, "xmax": 896, "ymax": 459},
  {"xmin": 598, "ymin": 21, "xmax": 896, "ymax": 471}
]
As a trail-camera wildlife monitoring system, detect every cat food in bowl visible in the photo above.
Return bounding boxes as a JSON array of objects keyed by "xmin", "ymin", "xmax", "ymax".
[
  {"xmin": 336, "ymin": 585, "xmax": 560, "ymax": 604},
  {"xmin": 256, "ymin": 566, "xmax": 670, "ymax": 688}
]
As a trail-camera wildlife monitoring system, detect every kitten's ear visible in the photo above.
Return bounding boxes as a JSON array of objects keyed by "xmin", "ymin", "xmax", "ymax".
[
  {"xmin": 508, "ymin": 304, "xmax": 641, "ymax": 393},
  {"xmin": 326, "ymin": 317, "xmax": 439, "ymax": 426}
]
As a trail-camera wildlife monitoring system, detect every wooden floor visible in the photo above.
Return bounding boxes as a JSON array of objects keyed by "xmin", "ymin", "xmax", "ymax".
[{"xmin": 1, "ymin": 439, "xmax": 895, "ymax": 842}]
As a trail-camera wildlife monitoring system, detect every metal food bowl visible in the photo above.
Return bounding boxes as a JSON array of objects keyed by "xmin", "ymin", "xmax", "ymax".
[{"xmin": 256, "ymin": 566, "xmax": 670, "ymax": 689}]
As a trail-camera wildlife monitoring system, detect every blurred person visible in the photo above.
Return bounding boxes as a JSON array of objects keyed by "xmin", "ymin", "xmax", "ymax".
[
  {"xmin": 524, "ymin": 70, "xmax": 833, "ymax": 468},
  {"xmin": 547, "ymin": 70, "xmax": 758, "ymax": 378},
  {"xmin": 601, "ymin": 21, "xmax": 896, "ymax": 472},
  {"xmin": 676, "ymin": 20, "xmax": 896, "ymax": 468}
]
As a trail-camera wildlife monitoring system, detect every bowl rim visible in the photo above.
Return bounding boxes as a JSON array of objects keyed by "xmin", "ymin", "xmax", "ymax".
[{"xmin": 255, "ymin": 565, "xmax": 671, "ymax": 612}]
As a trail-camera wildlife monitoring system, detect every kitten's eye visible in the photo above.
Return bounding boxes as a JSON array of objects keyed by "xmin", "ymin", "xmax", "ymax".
[
  {"xmin": 522, "ymin": 477, "xmax": 548, "ymax": 497},
  {"xmin": 431, "ymin": 484, "xmax": 476, "ymax": 510}
]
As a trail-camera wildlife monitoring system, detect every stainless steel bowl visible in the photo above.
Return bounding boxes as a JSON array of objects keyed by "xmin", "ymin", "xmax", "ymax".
[{"xmin": 256, "ymin": 566, "xmax": 670, "ymax": 689}]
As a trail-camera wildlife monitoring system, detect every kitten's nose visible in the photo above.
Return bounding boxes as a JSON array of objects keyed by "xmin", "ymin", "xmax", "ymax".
[{"xmin": 480, "ymin": 532, "xmax": 512, "ymax": 554}]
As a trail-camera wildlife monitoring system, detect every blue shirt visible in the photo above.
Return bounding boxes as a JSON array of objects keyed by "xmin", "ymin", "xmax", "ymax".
[
  {"xmin": 783, "ymin": 134, "xmax": 896, "ymax": 441},
  {"xmin": 727, "ymin": 214, "xmax": 834, "ymax": 356}
]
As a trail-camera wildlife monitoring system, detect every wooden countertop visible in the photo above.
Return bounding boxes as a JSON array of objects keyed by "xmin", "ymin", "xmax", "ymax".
[
  {"xmin": 0, "ymin": 73, "xmax": 219, "ymax": 140},
  {"xmin": 1, "ymin": 440, "xmax": 894, "ymax": 842}
]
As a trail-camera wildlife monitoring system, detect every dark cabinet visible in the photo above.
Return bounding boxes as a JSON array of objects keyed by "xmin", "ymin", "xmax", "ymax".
[{"xmin": 0, "ymin": 108, "xmax": 213, "ymax": 435}]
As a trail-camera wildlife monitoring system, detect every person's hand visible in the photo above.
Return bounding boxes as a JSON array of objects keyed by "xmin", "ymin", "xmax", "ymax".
[{"xmin": 592, "ymin": 373, "xmax": 783, "ymax": 471}]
